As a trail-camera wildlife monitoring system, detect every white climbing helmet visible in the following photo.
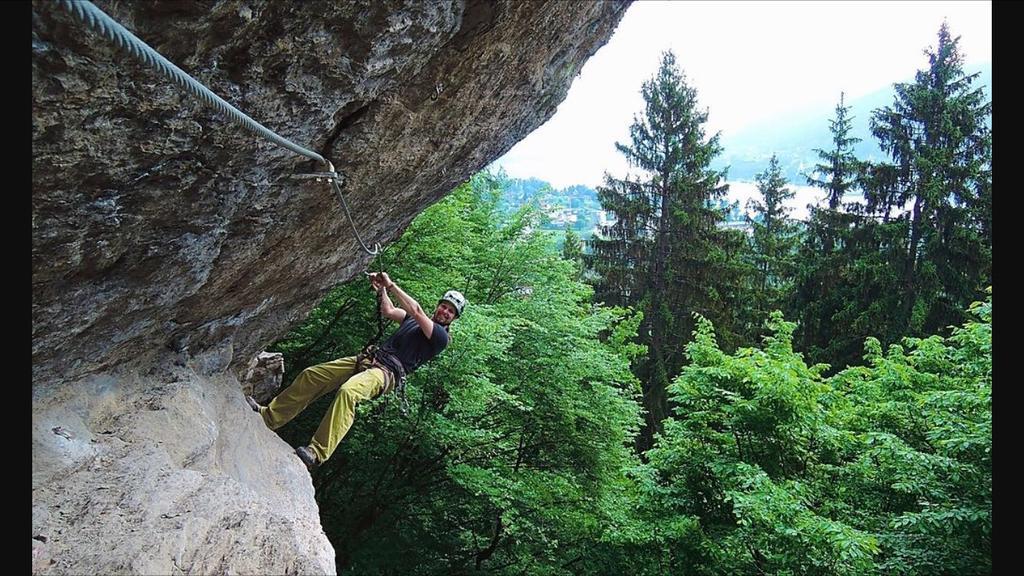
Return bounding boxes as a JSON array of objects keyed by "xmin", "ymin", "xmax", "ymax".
[{"xmin": 439, "ymin": 290, "xmax": 466, "ymax": 317}]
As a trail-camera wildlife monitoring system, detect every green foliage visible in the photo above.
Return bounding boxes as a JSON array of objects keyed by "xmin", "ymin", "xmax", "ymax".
[
  {"xmin": 269, "ymin": 170, "xmax": 990, "ymax": 574},
  {"xmin": 641, "ymin": 293, "xmax": 991, "ymax": 575},
  {"xmin": 272, "ymin": 173, "xmax": 647, "ymax": 574}
]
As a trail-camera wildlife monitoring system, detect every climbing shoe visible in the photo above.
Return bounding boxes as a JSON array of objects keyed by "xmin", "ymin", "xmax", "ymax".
[
  {"xmin": 295, "ymin": 446, "xmax": 320, "ymax": 472},
  {"xmin": 245, "ymin": 396, "xmax": 262, "ymax": 413}
]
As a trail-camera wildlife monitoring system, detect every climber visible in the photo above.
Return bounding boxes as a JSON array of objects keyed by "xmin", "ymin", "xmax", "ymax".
[{"xmin": 246, "ymin": 272, "xmax": 465, "ymax": 473}]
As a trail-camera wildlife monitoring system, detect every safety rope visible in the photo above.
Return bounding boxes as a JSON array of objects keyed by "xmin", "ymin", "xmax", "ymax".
[{"xmin": 54, "ymin": 0, "xmax": 381, "ymax": 256}]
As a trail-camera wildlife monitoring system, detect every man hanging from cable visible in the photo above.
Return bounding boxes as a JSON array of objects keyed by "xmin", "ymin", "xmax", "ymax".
[{"xmin": 246, "ymin": 272, "xmax": 466, "ymax": 472}]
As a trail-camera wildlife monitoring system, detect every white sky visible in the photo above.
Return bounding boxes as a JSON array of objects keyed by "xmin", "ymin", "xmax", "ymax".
[{"xmin": 491, "ymin": 1, "xmax": 992, "ymax": 194}]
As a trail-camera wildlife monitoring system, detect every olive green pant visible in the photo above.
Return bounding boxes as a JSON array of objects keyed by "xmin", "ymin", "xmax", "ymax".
[{"xmin": 259, "ymin": 356, "xmax": 387, "ymax": 464}]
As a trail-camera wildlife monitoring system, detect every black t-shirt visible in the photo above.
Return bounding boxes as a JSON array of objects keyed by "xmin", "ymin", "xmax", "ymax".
[{"xmin": 380, "ymin": 316, "xmax": 449, "ymax": 374}]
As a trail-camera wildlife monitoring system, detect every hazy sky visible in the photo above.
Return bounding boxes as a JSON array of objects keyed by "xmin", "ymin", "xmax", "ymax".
[{"xmin": 491, "ymin": 1, "xmax": 992, "ymax": 191}]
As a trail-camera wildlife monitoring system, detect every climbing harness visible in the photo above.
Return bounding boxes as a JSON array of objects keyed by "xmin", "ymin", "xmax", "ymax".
[
  {"xmin": 356, "ymin": 344, "xmax": 410, "ymax": 417},
  {"xmin": 53, "ymin": 0, "xmax": 380, "ymax": 256}
]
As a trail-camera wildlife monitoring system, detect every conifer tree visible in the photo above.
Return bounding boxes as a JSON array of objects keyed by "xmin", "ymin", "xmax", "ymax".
[
  {"xmin": 869, "ymin": 22, "xmax": 991, "ymax": 335},
  {"xmin": 790, "ymin": 93, "xmax": 870, "ymax": 363},
  {"xmin": 589, "ymin": 50, "xmax": 733, "ymax": 449},
  {"xmin": 745, "ymin": 154, "xmax": 799, "ymax": 320}
]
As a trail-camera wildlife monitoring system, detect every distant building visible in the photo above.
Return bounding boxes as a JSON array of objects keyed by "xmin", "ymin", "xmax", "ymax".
[{"xmin": 547, "ymin": 208, "xmax": 578, "ymax": 226}]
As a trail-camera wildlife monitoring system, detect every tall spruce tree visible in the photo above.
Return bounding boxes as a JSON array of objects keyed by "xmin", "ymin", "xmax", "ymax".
[
  {"xmin": 869, "ymin": 22, "xmax": 991, "ymax": 335},
  {"xmin": 589, "ymin": 50, "xmax": 731, "ymax": 450},
  {"xmin": 790, "ymin": 93, "xmax": 872, "ymax": 363},
  {"xmin": 745, "ymin": 155, "xmax": 799, "ymax": 322},
  {"xmin": 808, "ymin": 92, "xmax": 863, "ymax": 212},
  {"xmin": 804, "ymin": 92, "xmax": 864, "ymax": 259}
]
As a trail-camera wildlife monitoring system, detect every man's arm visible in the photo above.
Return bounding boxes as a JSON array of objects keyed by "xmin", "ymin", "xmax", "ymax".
[
  {"xmin": 369, "ymin": 273, "xmax": 407, "ymax": 323},
  {"xmin": 375, "ymin": 272, "xmax": 436, "ymax": 339}
]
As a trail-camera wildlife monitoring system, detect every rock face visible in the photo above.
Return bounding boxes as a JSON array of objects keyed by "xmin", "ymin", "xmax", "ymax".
[
  {"xmin": 32, "ymin": 0, "xmax": 629, "ymax": 386},
  {"xmin": 32, "ymin": 358, "xmax": 335, "ymax": 574},
  {"xmin": 32, "ymin": 0, "xmax": 629, "ymax": 573}
]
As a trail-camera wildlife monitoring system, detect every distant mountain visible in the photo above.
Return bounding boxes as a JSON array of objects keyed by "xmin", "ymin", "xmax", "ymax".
[{"xmin": 712, "ymin": 63, "xmax": 991, "ymax": 183}]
